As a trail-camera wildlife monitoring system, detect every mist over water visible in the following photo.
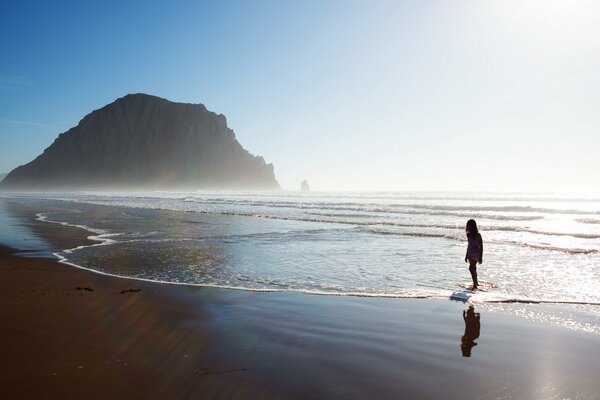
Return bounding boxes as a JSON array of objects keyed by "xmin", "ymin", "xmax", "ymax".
[{"xmin": 1, "ymin": 191, "xmax": 600, "ymax": 332}]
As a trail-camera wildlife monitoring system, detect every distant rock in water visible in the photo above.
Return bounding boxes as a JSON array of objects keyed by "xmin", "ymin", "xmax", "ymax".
[
  {"xmin": 300, "ymin": 180, "xmax": 310, "ymax": 192},
  {"xmin": 0, "ymin": 94, "xmax": 280, "ymax": 191}
]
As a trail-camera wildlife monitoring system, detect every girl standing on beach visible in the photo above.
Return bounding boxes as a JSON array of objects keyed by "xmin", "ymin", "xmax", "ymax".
[{"xmin": 464, "ymin": 219, "xmax": 483, "ymax": 289}]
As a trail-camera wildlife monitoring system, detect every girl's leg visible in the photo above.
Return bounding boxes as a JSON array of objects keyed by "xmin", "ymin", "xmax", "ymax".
[{"xmin": 469, "ymin": 261, "xmax": 478, "ymax": 288}]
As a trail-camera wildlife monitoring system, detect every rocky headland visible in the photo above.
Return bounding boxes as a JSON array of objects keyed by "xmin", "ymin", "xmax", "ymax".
[{"xmin": 0, "ymin": 94, "xmax": 279, "ymax": 190}]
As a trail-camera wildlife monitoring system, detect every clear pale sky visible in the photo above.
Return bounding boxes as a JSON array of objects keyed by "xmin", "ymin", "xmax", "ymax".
[{"xmin": 1, "ymin": 0, "xmax": 599, "ymax": 192}]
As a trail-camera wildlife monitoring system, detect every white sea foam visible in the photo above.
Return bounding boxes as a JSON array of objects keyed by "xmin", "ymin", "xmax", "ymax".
[
  {"xmin": 46, "ymin": 251, "xmax": 600, "ymax": 306},
  {"xmin": 577, "ymin": 218, "xmax": 600, "ymax": 225},
  {"xmin": 522, "ymin": 243, "xmax": 599, "ymax": 254}
]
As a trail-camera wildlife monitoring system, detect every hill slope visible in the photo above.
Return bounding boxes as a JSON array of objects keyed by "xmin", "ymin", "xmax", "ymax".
[{"xmin": 0, "ymin": 94, "xmax": 279, "ymax": 190}]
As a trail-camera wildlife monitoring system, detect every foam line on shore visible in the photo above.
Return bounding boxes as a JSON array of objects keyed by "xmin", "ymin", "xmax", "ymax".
[
  {"xmin": 34, "ymin": 212, "xmax": 446, "ymax": 298},
  {"xmin": 49, "ymin": 252, "xmax": 450, "ymax": 299},
  {"xmin": 32, "ymin": 209, "xmax": 600, "ymax": 305},
  {"xmin": 484, "ymin": 299, "xmax": 600, "ymax": 305},
  {"xmin": 36, "ymin": 212, "xmax": 121, "ymax": 246},
  {"xmin": 36, "ymin": 252, "xmax": 600, "ymax": 306}
]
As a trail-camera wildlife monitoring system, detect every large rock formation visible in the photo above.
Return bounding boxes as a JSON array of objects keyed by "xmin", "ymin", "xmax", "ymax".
[
  {"xmin": 0, "ymin": 173, "xmax": 6, "ymax": 184},
  {"xmin": 300, "ymin": 180, "xmax": 310, "ymax": 192},
  {"xmin": 0, "ymin": 94, "xmax": 279, "ymax": 191}
]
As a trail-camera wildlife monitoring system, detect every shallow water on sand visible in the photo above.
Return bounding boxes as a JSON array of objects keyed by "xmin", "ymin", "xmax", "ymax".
[{"xmin": 1, "ymin": 191, "xmax": 599, "ymax": 331}]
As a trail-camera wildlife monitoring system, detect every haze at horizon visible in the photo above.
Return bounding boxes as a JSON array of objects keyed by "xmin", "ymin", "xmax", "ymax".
[{"xmin": 1, "ymin": 0, "xmax": 599, "ymax": 193}]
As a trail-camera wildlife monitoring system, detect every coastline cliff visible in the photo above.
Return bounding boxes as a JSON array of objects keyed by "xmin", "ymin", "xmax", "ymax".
[{"xmin": 0, "ymin": 94, "xmax": 279, "ymax": 191}]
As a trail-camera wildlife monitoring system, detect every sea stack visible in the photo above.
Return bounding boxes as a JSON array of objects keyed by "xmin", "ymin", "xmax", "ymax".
[
  {"xmin": 300, "ymin": 180, "xmax": 310, "ymax": 192},
  {"xmin": 0, "ymin": 94, "xmax": 280, "ymax": 191}
]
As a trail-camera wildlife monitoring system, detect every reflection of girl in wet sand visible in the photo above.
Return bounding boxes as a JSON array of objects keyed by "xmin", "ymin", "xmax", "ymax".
[
  {"xmin": 464, "ymin": 219, "xmax": 483, "ymax": 289},
  {"xmin": 461, "ymin": 305, "xmax": 481, "ymax": 357}
]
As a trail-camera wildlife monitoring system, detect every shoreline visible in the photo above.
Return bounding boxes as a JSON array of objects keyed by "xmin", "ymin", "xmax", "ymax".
[
  {"xmin": 2, "ymin": 198, "xmax": 600, "ymax": 398},
  {"xmin": 0, "ymin": 244, "xmax": 266, "ymax": 398},
  {"xmin": 3, "ymin": 244, "xmax": 600, "ymax": 399},
  {"xmin": 5, "ymin": 198, "xmax": 598, "ymax": 305}
]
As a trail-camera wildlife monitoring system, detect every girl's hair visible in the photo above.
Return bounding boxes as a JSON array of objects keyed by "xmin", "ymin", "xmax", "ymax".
[{"xmin": 466, "ymin": 219, "xmax": 478, "ymax": 237}]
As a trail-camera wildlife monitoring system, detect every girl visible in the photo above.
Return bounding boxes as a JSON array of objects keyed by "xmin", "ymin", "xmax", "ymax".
[{"xmin": 464, "ymin": 219, "xmax": 483, "ymax": 289}]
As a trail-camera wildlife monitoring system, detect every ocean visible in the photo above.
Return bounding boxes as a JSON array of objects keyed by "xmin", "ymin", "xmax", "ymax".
[{"xmin": 1, "ymin": 191, "xmax": 599, "ymax": 331}]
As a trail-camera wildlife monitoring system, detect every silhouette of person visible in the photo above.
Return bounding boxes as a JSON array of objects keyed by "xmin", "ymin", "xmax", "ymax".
[
  {"xmin": 464, "ymin": 219, "xmax": 483, "ymax": 289},
  {"xmin": 461, "ymin": 305, "xmax": 481, "ymax": 357}
]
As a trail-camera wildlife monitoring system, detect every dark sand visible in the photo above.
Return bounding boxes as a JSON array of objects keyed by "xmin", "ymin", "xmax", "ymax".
[
  {"xmin": 0, "ymin": 245, "xmax": 273, "ymax": 398},
  {"xmin": 2, "ymin": 199, "xmax": 600, "ymax": 399}
]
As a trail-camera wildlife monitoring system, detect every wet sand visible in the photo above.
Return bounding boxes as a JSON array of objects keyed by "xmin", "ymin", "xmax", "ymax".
[
  {"xmin": 2, "ymin": 200, "xmax": 600, "ymax": 399},
  {"xmin": 0, "ymin": 245, "xmax": 272, "ymax": 398}
]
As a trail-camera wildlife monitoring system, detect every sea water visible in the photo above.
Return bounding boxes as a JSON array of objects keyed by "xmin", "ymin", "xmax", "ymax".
[{"xmin": 1, "ymin": 191, "xmax": 599, "ymax": 329}]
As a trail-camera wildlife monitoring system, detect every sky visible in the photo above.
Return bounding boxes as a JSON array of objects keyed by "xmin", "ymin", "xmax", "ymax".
[{"xmin": 1, "ymin": 0, "xmax": 599, "ymax": 193}]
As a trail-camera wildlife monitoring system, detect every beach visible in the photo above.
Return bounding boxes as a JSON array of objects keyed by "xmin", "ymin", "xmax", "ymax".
[
  {"xmin": 2, "ymin": 195, "xmax": 600, "ymax": 399},
  {"xmin": 2, "ymin": 252, "xmax": 600, "ymax": 398},
  {"xmin": 1, "ymin": 245, "xmax": 235, "ymax": 398},
  {"xmin": 4, "ymin": 246, "xmax": 600, "ymax": 399}
]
